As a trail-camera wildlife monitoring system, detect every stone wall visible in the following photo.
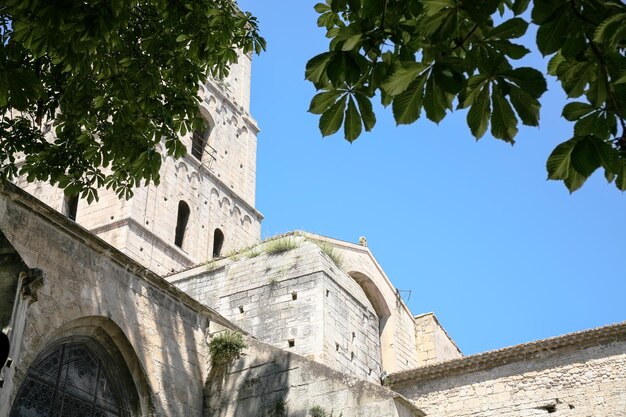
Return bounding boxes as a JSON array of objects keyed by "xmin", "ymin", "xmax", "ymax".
[
  {"xmin": 389, "ymin": 324, "xmax": 626, "ymax": 417},
  {"xmin": 170, "ymin": 237, "xmax": 384, "ymax": 384},
  {"xmin": 206, "ymin": 333, "xmax": 424, "ymax": 417},
  {"xmin": 414, "ymin": 313, "xmax": 462, "ymax": 366},
  {"xmin": 0, "ymin": 183, "xmax": 219, "ymax": 416},
  {"xmin": 301, "ymin": 233, "xmax": 430, "ymax": 373}
]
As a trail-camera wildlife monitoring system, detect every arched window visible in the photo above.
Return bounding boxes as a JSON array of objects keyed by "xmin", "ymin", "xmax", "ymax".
[
  {"xmin": 10, "ymin": 340, "xmax": 131, "ymax": 416},
  {"xmin": 191, "ymin": 122, "xmax": 212, "ymax": 160},
  {"xmin": 63, "ymin": 195, "xmax": 79, "ymax": 221},
  {"xmin": 175, "ymin": 201, "xmax": 191, "ymax": 248},
  {"xmin": 213, "ymin": 228, "xmax": 224, "ymax": 258}
]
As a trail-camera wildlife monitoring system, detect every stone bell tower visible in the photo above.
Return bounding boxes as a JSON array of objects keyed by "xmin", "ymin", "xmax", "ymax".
[{"xmin": 17, "ymin": 54, "xmax": 263, "ymax": 275}]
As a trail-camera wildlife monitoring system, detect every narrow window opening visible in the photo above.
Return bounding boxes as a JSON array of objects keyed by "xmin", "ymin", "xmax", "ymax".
[
  {"xmin": 63, "ymin": 195, "xmax": 79, "ymax": 221},
  {"xmin": 213, "ymin": 228, "xmax": 224, "ymax": 258},
  {"xmin": 174, "ymin": 201, "xmax": 190, "ymax": 248},
  {"xmin": 351, "ymin": 332, "xmax": 356, "ymax": 342},
  {"xmin": 537, "ymin": 405, "xmax": 557, "ymax": 414},
  {"xmin": 350, "ymin": 352, "xmax": 355, "ymax": 361},
  {"xmin": 288, "ymin": 339, "xmax": 295, "ymax": 348},
  {"xmin": 191, "ymin": 122, "xmax": 211, "ymax": 160},
  {"xmin": 335, "ymin": 342, "xmax": 340, "ymax": 352},
  {"xmin": 238, "ymin": 306, "xmax": 244, "ymax": 314},
  {"xmin": 291, "ymin": 292, "xmax": 298, "ymax": 301},
  {"xmin": 325, "ymin": 289, "xmax": 330, "ymax": 297}
]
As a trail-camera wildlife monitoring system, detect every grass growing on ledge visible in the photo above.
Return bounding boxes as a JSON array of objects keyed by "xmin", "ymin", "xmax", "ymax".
[
  {"xmin": 208, "ymin": 331, "xmax": 246, "ymax": 366},
  {"xmin": 316, "ymin": 242, "xmax": 344, "ymax": 268},
  {"xmin": 266, "ymin": 238, "xmax": 299, "ymax": 255}
]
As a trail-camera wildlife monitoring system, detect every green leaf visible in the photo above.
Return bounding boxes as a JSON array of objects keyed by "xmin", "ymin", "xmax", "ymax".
[
  {"xmin": 490, "ymin": 85, "xmax": 518, "ymax": 142},
  {"xmin": 461, "ymin": 0, "xmax": 500, "ymax": 23},
  {"xmin": 571, "ymin": 136, "xmax": 602, "ymax": 177},
  {"xmin": 314, "ymin": 2, "xmax": 331, "ymax": 13},
  {"xmin": 381, "ymin": 62, "xmax": 428, "ymax": 96},
  {"xmin": 176, "ymin": 34, "xmax": 189, "ymax": 42},
  {"xmin": 509, "ymin": 86, "xmax": 540, "ymax": 126},
  {"xmin": 535, "ymin": 7, "xmax": 571, "ymax": 55},
  {"xmin": 392, "ymin": 75, "xmax": 427, "ymax": 125},
  {"xmin": 547, "ymin": 137, "xmax": 580, "ymax": 180},
  {"xmin": 557, "ymin": 61, "xmax": 594, "ymax": 98},
  {"xmin": 309, "ymin": 90, "xmax": 343, "ymax": 114},
  {"xmin": 594, "ymin": 13, "xmax": 626, "ymax": 45},
  {"xmin": 355, "ymin": 93, "xmax": 376, "ymax": 131},
  {"xmin": 319, "ymin": 95, "xmax": 347, "ymax": 136},
  {"xmin": 547, "ymin": 52, "xmax": 565, "ymax": 76},
  {"xmin": 616, "ymin": 161, "xmax": 626, "ymax": 191},
  {"xmin": 502, "ymin": 68, "xmax": 547, "ymax": 98},
  {"xmin": 511, "ymin": 0, "xmax": 531, "ymax": 16},
  {"xmin": 342, "ymin": 34, "xmax": 362, "ymax": 51},
  {"xmin": 467, "ymin": 85, "xmax": 490, "ymax": 139},
  {"xmin": 424, "ymin": 73, "xmax": 450, "ymax": 123},
  {"xmin": 305, "ymin": 52, "xmax": 333, "ymax": 84},
  {"xmin": 492, "ymin": 40, "xmax": 530, "ymax": 60},
  {"xmin": 564, "ymin": 169, "xmax": 588, "ymax": 192},
  {"xmin": 344, "ymin": 96, "xmax": 362, "ymax": 141},
  {"xmin": 561, "ymin": 102, "xmax": 595, "ymax": 121},
  {"xmin": 485, "ymin": 18, "xmax": 528, "ymax": 40}
]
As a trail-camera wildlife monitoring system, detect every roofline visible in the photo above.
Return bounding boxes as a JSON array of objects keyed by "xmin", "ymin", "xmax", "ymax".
[
  {"xmin": 388, "ymin": 321, "xmax": 626, "ymax": 387},
  {"xmin": 296, "ymin": 231, "xmax": 418, "ymax": 320}
]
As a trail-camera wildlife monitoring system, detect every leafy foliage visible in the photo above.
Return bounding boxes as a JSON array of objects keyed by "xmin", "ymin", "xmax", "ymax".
[
  {"xmin": 306, "ymin": 0, "xmax": 626, "ymax": 192},
  {"xmin": 208, "ymin": 330, "xmax": 246, "ymax": 366},
  {"xmin": 0, "ymin": 0, "xmax": 264, "ymax": 201}
]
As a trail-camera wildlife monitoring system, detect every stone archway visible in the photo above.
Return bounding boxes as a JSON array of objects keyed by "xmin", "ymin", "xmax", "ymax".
[
  {"xmin": 10, "ymin": 317, "xmax": 152, "ymax": 417},
  {"xmin": 347, "ymin": 271, "xmax": 394, "ymax": 372}
]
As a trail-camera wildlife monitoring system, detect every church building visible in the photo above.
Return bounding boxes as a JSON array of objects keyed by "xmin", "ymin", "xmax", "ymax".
[{"xmin": 1, "ymin": 47, "xmax": 624, "ymax": 417}]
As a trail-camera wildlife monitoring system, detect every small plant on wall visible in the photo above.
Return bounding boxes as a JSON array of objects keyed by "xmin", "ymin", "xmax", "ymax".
[
  {"xmin": 309, "ymin": 405, "xmax": 343, "ymax": 417},
  {"xmin": 208, "ymin": 331, "xmax": 247, "ymax": 367}
]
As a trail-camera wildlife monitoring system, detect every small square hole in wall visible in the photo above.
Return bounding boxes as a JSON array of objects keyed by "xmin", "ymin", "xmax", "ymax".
[
  {"xmin": 350, "ymin": 352, "xmax": 355, "ymax": 361},
  {"xmin": 288, "ymin": 339, "xmax": 295, "ymax": 348},
  {"xmin": 292, "ymin": 292, "xmax": 298, "ymax": 301},
  {"xmin": 325, "ymin": 289, "xmax": 330, "ymax": 297},
  {"xmin": 238, "ymin": 306, "xmax": 244, "ymax": 314},
  {"xmin": 368, "ymin": 368, "xmax": 373, "ymax": 376},
  {"xmin": 351, "ymin": 332, "xmax": 356, "ymax": 342}
]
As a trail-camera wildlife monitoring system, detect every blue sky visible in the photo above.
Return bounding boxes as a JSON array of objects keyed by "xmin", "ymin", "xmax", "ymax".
[{"xmin": 238, "ymin": 0, "xmax": 626, "ymax": 355}]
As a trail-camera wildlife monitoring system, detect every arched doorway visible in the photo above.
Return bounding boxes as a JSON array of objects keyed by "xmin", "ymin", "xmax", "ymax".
[{"xmin": 10, "ymin": 338, "xmax": 134, "ymax": 416}]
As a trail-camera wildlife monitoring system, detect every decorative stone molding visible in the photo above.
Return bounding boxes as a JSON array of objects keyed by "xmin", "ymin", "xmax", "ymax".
[{"xmin": 20, "ymin": 268, "xmax": 44, "ymax": 303}]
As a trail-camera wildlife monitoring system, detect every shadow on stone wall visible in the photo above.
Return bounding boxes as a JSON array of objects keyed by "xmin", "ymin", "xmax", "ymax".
[{"xmin": 0, "ymin": 188, "xmax": 209, "ymax": 416}]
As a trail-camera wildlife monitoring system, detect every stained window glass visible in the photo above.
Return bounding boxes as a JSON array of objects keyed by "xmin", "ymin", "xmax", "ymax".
[{"xmin": 10, "ymin": 341, "xmax": 130, "ymax": 417}]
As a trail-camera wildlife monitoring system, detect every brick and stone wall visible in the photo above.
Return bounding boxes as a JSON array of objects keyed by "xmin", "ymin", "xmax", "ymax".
[
  {"xmin": 389, "ymin": 324, "xmax": 626, "ymax": 417},
  {"xmin": 170, "ymin": 237, "xmax": 385, "ymax": 384}
]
